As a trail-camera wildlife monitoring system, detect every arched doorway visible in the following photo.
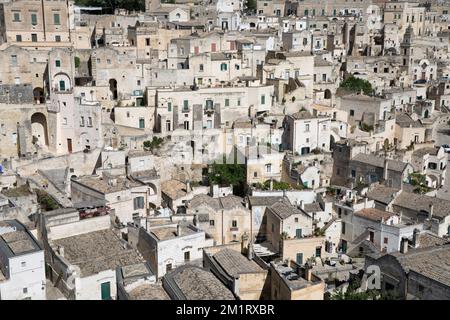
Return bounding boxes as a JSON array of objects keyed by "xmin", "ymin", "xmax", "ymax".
[
  {"xmin": 31, "ymin": 112, "xmax": 49, "ymax": 146},
  {"xmin": 109, "ymin": 79, "xmax": 118, "ymax": 100},
  {"xmin": 324, "ymin": 89, "xmax": 332, "ymax": 100},
  {"xmin": 424, "ymin": 109, "xmax": 429, "ymax": 118},
  {"xmin": 33, "ymin": 87, "xmax": 45, "ymax": 104}
]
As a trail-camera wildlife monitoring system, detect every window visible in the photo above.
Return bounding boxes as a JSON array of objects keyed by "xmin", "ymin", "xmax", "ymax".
[
  {"xmin": 295, "ymin": 218, "xmax": 298, "ymax": 223},
  {"xmin": 183, "ymin": 100, "xmax": 189, "ymax": 111},
  {"xmin": 145, "ymin": 38, "xmax": 150, "ymax": 46},
  {"xmin": 184, "ymin": 251, "xmax": 190, "ymax": 262},
  {"xmin": 80, "ymin": 116, "xmax": 85, "ymax": 127},
  {"xmin": 139, "ymin": 118, "xmax": 145, "ymax": 129},
  {"xmin": 271, "ymin": 223, "xmax": 274, "ymax": 232},
  {"xmin": 55, "ymin": 60, "xmax": 61, "ymax": 67},
  {"xmin": 305, "ymin": 124, "xmax": 310, "ymax": 132},
  {"xmin": 55, "ymin": 35, "xmax": 61, "ymax": 42},
  {"xmin": 87, "ymin": 117, "xmax": 92, "ymax": 127},
  {"xmin": 54, "ymin": 13, "xmax": 60, "ymax": 25},
  {"xmin": 261, "ymin": 95, "xmax": 266, "ymax": 105},
  {"xmin": 350, "ymin": 110, "xmax": 355, "ymax": 116},
  {"xmin": 266, "ymin": 163, "xmax": 272, "ymax": 173},
  {"xmin": 351, "ymin": 170, "xmax": 356, "ymax": 178},
  {"xmin": 342, "ymin": 221, "xmax": 346, "ymax": 234},
  {"xmin": 225, "ymin": 98, "xmax": 229, "ymax": 107},
  {"xmin": 59, "ymin": 80, "xmax": 65, "ymax": 91},
  {"xmin": 63, "ymin": 117, "xmax": 67, "ymax": 125},
  {"xmin": 31, "ymin": 34, "xmax": 37, "ymax": 42},
  {"xmin": 384, "ymin": 237, "xmax": 388, "ymax": 244},
  {"xmin": 237, "ymin": 98, "xmax": 241, "ymax": 106},
  {"xmin": 220, "ymin": 63, "xmax": 227, "ymax": 71},
  {"xmin": 23, "ymin": 288, "xmax": 28, "ymax": 294},
  {"xmin": 232, "ymin": 220, "xmax": 237, "ymax": 228},
  {"xmin": 199, "ymin": 64, "xmax": 204, "ymax": 72},
  {"xmin": 30, "ymin": 13, "xmax": 37, "ymax": 26},
  {"xmin": 13, "ymin": 12, "xmax": 20, "ymax": 22},
  {"xmin": 11, "ymin": 55, "xmax": 17, "ymax": 66},
  {"xmin": 133, "ymin": 196, "xmax": 145, "ymax": 210},
  {"xmin": 168, "ymin": 102, "xmax": 172, "ymax": 112},
  {"xmin": 315, "ymin": 246, "xmax": 321, "ymax": 257},
  {"xmin": 209, "ymin": 220, "xmax": 215, "ymax": 226},
  {"xmin": 166, "ymin": 263, "xmax": 172, "ymax": 273},
  {"xmin": 16, "ymin": 35, "xmax": 22, "ymax": 42}
]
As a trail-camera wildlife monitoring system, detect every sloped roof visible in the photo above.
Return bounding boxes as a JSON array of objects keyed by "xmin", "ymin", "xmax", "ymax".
[{"xmin": 351, "ymin": 154, "xmax": 409, "ymax": 173}]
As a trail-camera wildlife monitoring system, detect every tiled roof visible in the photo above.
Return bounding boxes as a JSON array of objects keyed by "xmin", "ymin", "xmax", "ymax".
[
  {"xmin": 392, "ymin": 191, "xmax": 450, "ymax": 220},
  {"xmin": 366, "ymin": 184, "xmax": 400, "ymax": 204},
  {"xmin": 393, "ymin": 244, "xmax": 450, "ymax": 287},
  {"xmin": 248, "ymin": 196, "xmax": 289, "ymax": 207},
  {"xmin": 188, "ymin": 194, "xmax": 245, "ymax": 211},
  {"xmin": 268, "ymin": 201, "xmax": 309, "ymax": 220},
  {"xmin": 354, "ymin": 208, "xmax": 396, "ymax": 222},
  {"xmin": 351, "ymin": 153, "xmax": 408, "ymax": 172},
  {"xmin": 213, "ymin": 249, "xmax": 263, "ymax": 278},
  {"xmin": 166, "ymin": 265, "xmax": 235, "ymax": 300}
]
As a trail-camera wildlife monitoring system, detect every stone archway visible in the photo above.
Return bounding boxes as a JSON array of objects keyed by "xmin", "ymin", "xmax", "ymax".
[
  {"xmin": 31, "ymin": 112, "xmax": 49, "ymax": 146},
  {"xmin": 33, "ymin": 87, "xmax": 45, "ymax": 104},
  {"xmin": 109, "ymin": 79, "xmax": 118, "ymax": 100}
]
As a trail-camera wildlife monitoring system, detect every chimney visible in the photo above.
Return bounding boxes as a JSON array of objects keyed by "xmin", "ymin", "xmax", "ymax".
[
  {"xmin": 186, "ymin": 180, "xmax": 191, "ymax": 193},
  {"xmin": 305, "ymin": 266, "xmax": 312, "ymax": 282},
  {"xmin": 412, "ymin": 228, "xmax": 420, "ymax": 248},
  {"xmin": 400, "ymin": 237, "xmax": 408, "ymax": 254},
  {"xmin": 299, "ymin": 200, "xmax": 305, "ymax": 210},
  {"xmin": 58, "ymin": 246, "xmax": 65, "ymax": 258},
  {"xmin": 176, "ymin": 224, "xmax": 181, "ymax": 237},
  {"xmin": 247, "ymin": 241, "xmax": 254, "ymax": 260},
  {"xmin": 428, "ymin": 203, "xmax": 434, "ymax": 220},
  {"xmin": 383, "ymin": 159, "xmax": 389, "ymax": 180}
]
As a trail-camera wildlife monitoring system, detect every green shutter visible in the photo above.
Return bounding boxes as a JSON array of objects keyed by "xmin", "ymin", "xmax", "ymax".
[
  {"xmin": 296, "ymin": 253, "xmax": 303, "ymax": 265},
  {"xmin": 101, "ymin": 282, "xmax": 111, "ymax": 300},
  {"xmin": 31, "ymin": 14, "xmax": 37, "ymax": 25},
  {"xmin": 168, "ymin": 102, "xmax": 172, "ymax": 112},
  {"xmin": 54, "ymin": 13, "xmax": 60, "ymax": 25},
  {"xmin": 261, "ymin": 95, "xmax": 265, "ymax": 105},
  {"xmin": 225, "ymin": 99, "xmax": 229, "ymax": 107}
]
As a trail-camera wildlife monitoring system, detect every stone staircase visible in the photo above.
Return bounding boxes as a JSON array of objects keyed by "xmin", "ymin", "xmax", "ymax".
[{"xmin": 27, "ymin": 172, "xmax": 73, "ymax": 208}]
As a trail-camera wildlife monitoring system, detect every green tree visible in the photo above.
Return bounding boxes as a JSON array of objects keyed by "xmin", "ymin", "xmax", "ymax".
[
  {"xmin": 74, "ymin": 0, "xmax": 145, "ymax": 12},
  {"xmin": 143, "ymin": 136, "xmax": 164, "ymax": 152},
  {"xmin": 245, "ymin": 0, "xmax": 257, "ymax": 11},
  {"xmin": 339, "ymin": 76, "xmax": 373, "ymax": 95},
  {"xmin": 74, "ymin": 57, "xmax": 81, "ymax": 68},
  {"xmin": 208, "ymin": 158, "xmax": 246, "ymax": 196},
  {"xmin": 35, "ymin": 189, "xmax": 60, "ymax": 211}
]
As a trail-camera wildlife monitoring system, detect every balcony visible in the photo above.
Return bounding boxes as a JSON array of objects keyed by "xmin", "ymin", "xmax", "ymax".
[{"xmin": 204, "ymin": 106, "xmax": 214, "ymax": 115}]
